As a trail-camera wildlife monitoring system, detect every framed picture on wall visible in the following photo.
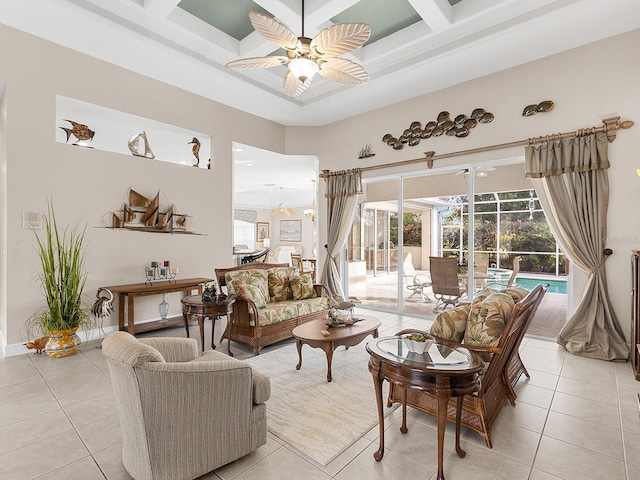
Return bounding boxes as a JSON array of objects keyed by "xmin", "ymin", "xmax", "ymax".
[
  {"xmin": 280, "ymin": 220, "xmax": 302, "ymax": 242},
  {"xmin": 256, "ymin": 222, "xmax": 269, "ymax": 242}
]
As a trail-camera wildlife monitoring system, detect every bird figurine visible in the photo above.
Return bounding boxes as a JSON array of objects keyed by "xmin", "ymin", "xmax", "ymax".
[
  {"xmin": 92, "ymin": 288, "xmax": 114, "ymax": 319},
  {"xmin": 188, "ymin": 137, "xmax": 201, "ymax": 167},
  {"xmin": 59, "ymin": 119, "xmax": 95, "ymax": 148},
  {"xmin": 25, "ymin": 336, "xmax": 48, "ymax": 354}
]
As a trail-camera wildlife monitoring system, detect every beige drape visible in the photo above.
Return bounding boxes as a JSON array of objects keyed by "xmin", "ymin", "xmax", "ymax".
[
  {"xmin": 525, "ymin": 132, "xmax": 628, "ymax": 361},
  {"xmin": 319, "ymin": 169, "xmax": 362, "ymax": 298}
]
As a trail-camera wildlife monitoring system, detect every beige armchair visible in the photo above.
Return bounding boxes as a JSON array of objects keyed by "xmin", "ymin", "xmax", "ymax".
[{"xmin": 102, "ymin": 332, "xmax": 270, "ymax": 480}]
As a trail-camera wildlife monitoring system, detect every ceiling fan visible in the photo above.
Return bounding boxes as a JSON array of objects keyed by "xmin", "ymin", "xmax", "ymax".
[
  {"xmin": 272, "ymin": 187, "xmax": 297, "ymax": 216},
  {"xmin": 225, "ymin": 0, "xmax": 370, "ymax": 97},
  {"xmin": 456, "ymin": 167, "xmax": 496, "ymax": 177}
]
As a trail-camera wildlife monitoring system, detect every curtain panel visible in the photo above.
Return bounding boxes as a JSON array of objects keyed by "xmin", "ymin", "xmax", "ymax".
[
  {"xmin": 319, "ymin": 169, "xmax": 363, "ymax": 299},
  {"xmin": 525, "ymin": 132, "xmax": 628, "ymax": 361}
]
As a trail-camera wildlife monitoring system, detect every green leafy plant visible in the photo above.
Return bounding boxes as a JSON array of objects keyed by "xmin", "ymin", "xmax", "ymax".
[
  {"xmin": 29, "ymin": 204, "xmax": 92, "ymax": 334},
  {"xmin": 408, "ymin": 333, "xmax": 432, "ymax": 342}
]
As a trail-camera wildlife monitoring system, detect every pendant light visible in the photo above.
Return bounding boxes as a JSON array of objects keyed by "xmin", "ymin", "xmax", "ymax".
[{"xmin": 272, "ymin": 187, "xmax": 296, "ymax": 216}]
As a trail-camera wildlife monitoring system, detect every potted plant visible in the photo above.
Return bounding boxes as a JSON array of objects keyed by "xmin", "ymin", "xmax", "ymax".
[
  {"xmin": 28, "ymin": 204, "xmax": 93, "ymax": 357},
  {"xmin": 402, "ymin": 332, "xmax": 435, "ymax": 354}
]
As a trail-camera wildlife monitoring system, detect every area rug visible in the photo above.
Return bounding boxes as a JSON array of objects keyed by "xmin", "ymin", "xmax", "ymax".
[{"xmin": 246, "ymin": 340, "xmax": 397, "ymax": 466}]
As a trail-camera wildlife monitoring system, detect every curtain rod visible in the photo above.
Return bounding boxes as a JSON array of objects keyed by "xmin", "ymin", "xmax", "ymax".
[{"xmin": 320, "ymin": 116, "xmax": 633, "ymax": 179}]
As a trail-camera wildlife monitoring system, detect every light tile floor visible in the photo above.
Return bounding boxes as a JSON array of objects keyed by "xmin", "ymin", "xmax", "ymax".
[{"xmin": 1, "ymin": 310, "xmax": 638, "ymax": 480}]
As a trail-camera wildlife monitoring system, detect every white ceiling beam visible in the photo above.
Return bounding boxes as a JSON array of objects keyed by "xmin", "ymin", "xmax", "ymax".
[
  {"xmin": 143, "ymin": 0, "xmax": 180, "ymax": 18},
  {"xmin": 254, "ymin": 0, "xmax": 300, "ymax": 29},
  {"xmin": 409, "ymin": 0, "xmax": 452, "ymax": 32}
]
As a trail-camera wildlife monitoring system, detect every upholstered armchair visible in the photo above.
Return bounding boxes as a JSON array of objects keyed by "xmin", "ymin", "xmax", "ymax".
[{"xmin": 102, "ymin": 332, "xmax": 270, "ymax": 480}]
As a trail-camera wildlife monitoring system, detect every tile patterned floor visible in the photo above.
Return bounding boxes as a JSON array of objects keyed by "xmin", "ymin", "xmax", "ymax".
[{"xmin": 1, "ymin": 310, "xmax": 638, "ymax": 480}]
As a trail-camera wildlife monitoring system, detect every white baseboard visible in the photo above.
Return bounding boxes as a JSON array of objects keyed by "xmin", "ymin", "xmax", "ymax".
[{"xmin": 2, "ymin": 324, "xmax": 120, "ymax": 357}]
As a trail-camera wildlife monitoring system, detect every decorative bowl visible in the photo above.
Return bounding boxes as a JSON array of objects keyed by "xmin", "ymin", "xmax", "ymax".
[{"xmin": 402, "ymin": 335, "xmax": 434, "ymax": 354}]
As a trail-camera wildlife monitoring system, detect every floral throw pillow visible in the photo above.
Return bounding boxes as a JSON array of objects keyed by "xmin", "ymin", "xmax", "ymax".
[
  {"xmin": 502, "ymin": 287, "xmax": 529, "ymax": 303},
  {"xmin": 225, "ymin": 269, "xmax": 269, "ymax": 296},
  {"xmin": 290, "ymin": 274, "xmax": 317, "ymax": 300},
  {"xmin": 430, "ymin": 304, "xmax": 471, "ymax": 343},
  {"xmin": 267, "ymin": 267, "xmax": 297, "ymax": 302},
  {"xmin": 465, "ymin": 292, "xmax": 515, "ymax": 359},
  {"xmin": 230, "ymin": 278, "xmax": 268, "ymax": 309}
]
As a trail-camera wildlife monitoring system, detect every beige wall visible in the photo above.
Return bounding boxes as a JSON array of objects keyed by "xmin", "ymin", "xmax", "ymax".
[
  {"xmin": 308, "ymin": 28, "xmax": 640, "ymax": 341},
  {"xmin": 0, "ymin": 25, "xmax": 285, "ymax": 352},
  {"xmin": 2, "ymin": 23, "xmax": 640, "ymax": 353}
]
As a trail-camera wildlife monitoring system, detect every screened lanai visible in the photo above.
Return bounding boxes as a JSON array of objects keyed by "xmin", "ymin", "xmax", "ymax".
[{"xmin": 345, "ymin": 163, "xmax": 568, "ymax": 338}]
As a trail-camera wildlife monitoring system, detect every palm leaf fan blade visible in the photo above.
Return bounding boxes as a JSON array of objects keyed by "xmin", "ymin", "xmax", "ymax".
[
  {"xmin": 318, "ymin": 58, "xmax": 369, "ymax": 85},
  {"xmin": 311, "ymin": 23, "xmax": 371, "ymax": 57},
  {"xmin": 284, "ymin": 71, "xmax": 311, "ymax": 97},
  {"xmin": 248, "ymin": 11, "xmax": 299, "ymax": 49},
  {"xmin": 225, "ymin": 56, "xmax": 289, "ymax": 69}
]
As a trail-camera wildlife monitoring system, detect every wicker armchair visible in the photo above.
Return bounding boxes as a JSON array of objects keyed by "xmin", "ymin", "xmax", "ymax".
[
  {"xmin": 102, "ymin": 332, "xmax": 270, "ymax": 480},
  {"xmin": 388, "ymin": 284, "xmax": 548, "ymax": 447}
]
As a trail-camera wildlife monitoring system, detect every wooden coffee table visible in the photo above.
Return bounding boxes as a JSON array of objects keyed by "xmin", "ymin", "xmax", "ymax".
[{"xmin": 292, "ymin": 315, "xmax": 381, "ymax": 382}]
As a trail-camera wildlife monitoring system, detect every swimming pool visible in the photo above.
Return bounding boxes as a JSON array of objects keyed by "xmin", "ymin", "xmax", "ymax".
[
  {"xmin": 516, "ymin": 277, "xmax": 567, "ymax": 294},
  {"xmin": 487, "ymin": 269, "xmax": 567, "ymax": 294}
]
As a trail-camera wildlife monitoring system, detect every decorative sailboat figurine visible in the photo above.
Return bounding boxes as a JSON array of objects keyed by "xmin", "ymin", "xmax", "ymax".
[{"xmin": 128, "ymin": 131, "xmax": 155, "ymax": 159}]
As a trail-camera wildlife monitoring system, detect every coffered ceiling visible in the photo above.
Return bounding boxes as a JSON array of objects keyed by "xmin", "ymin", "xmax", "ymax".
[{"xmin": 2, "ymin": 0, "xmax": 639, "ymax": 127}]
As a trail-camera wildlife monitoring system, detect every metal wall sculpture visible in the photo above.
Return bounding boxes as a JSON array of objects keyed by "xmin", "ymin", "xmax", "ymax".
[
  {"xmin": 382, "ymin": 109, "xmax": 494, "ymax": 150},
  {"xmin": 522, "ymin": 100, "xmax": 554, "ymax": 117},
  {"xmin": 103, "ymin": 188, "xmax": 200, "ymax": 235}
]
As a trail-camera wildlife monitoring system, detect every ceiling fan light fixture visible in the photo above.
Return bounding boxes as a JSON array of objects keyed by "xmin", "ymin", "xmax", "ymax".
[{"xmin": 289, "ymin": 58, "xmax": 319, "ymax": 82}]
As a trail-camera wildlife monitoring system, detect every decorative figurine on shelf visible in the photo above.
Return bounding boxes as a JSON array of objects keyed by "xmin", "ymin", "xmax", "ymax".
[
  {"xmin": 59, "ymin": 119, "xmax": 95, "ymax": 148},
  {"xmin": 128, "ymin": 131, "xmax": 155, "ymax": 159},
  {"xmin": 189, "ymin": 137, "xmax": 201, "ymax": 167},
  {"xmin": 201, "ymin": 282, "xmax": 217, "ymax": 302}
]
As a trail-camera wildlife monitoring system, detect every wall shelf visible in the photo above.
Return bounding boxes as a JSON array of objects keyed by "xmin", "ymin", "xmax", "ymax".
[{"xmin": 56, "ymin": 95, "xmax": 211, "ymax": 168}]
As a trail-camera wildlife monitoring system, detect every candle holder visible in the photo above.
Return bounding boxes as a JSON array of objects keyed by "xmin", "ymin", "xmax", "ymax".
[{"xmin": 145, "ymin": 261, "xmax": 178, "ymax": 285}]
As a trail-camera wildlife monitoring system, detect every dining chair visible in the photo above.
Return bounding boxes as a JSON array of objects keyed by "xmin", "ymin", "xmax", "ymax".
[
  {"xmin": 291, "ymin": 252, "xmax": 316, "ymax": 282},
  {"xmin": 429, "ymin": 256, "xmax": 466, "ymax": 312}
]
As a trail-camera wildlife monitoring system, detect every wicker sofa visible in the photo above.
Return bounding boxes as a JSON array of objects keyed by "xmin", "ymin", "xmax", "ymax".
[{"xmin": 215, "ymin": 263, "xmax": 330, "ymax": 355}]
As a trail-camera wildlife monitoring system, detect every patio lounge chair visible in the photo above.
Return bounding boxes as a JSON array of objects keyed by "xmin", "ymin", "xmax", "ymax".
[
  {"xmin": 430, "ymin": 256, "xmax": 466, "ymax": 312},
  {"xmin": 486, "ymin": 256, "xmax": 521, "ymax": 289},
  {"xmin": 402, "ymin": 252, "xmax": 432, "ymax": 302}
]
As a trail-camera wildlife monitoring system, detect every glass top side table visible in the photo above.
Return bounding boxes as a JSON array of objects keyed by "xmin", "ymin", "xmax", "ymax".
[{"xmin": 366, "ymin": 336, "xmax": 484, "ymax": 480}]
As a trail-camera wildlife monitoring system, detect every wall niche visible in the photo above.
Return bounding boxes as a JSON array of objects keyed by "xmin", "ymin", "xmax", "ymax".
[{"xmin": 56, "ymin": 95, "xmax": 211, "ymax": 168}]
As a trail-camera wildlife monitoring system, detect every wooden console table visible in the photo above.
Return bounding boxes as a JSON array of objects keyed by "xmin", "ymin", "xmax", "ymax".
[{"xmin": 101, "ymin": 277, "xmax": 213, "ymax": 335}]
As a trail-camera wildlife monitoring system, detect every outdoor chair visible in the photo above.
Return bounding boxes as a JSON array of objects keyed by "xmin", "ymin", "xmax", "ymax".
[
  {"xmin": 388, "ymin": 284, "xmax": 548, "ymax": 448},
  {"xmin": 102, "ymin": 332, "xmax": 270, "ymax": 480},
  {"xmin": 402, "ymin": 252, "xmax": 432, "ymax": 302},
  {"xmin": 473, "ymin": 253, "xmax": 490, "ymax": 290},
  {"xmin": 429, "ymin": 256, "xmax": 466, "ymax": 312},
  {"xmin": 486, "ymin": 256, "xmax": 521, "ymax": 289}
]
